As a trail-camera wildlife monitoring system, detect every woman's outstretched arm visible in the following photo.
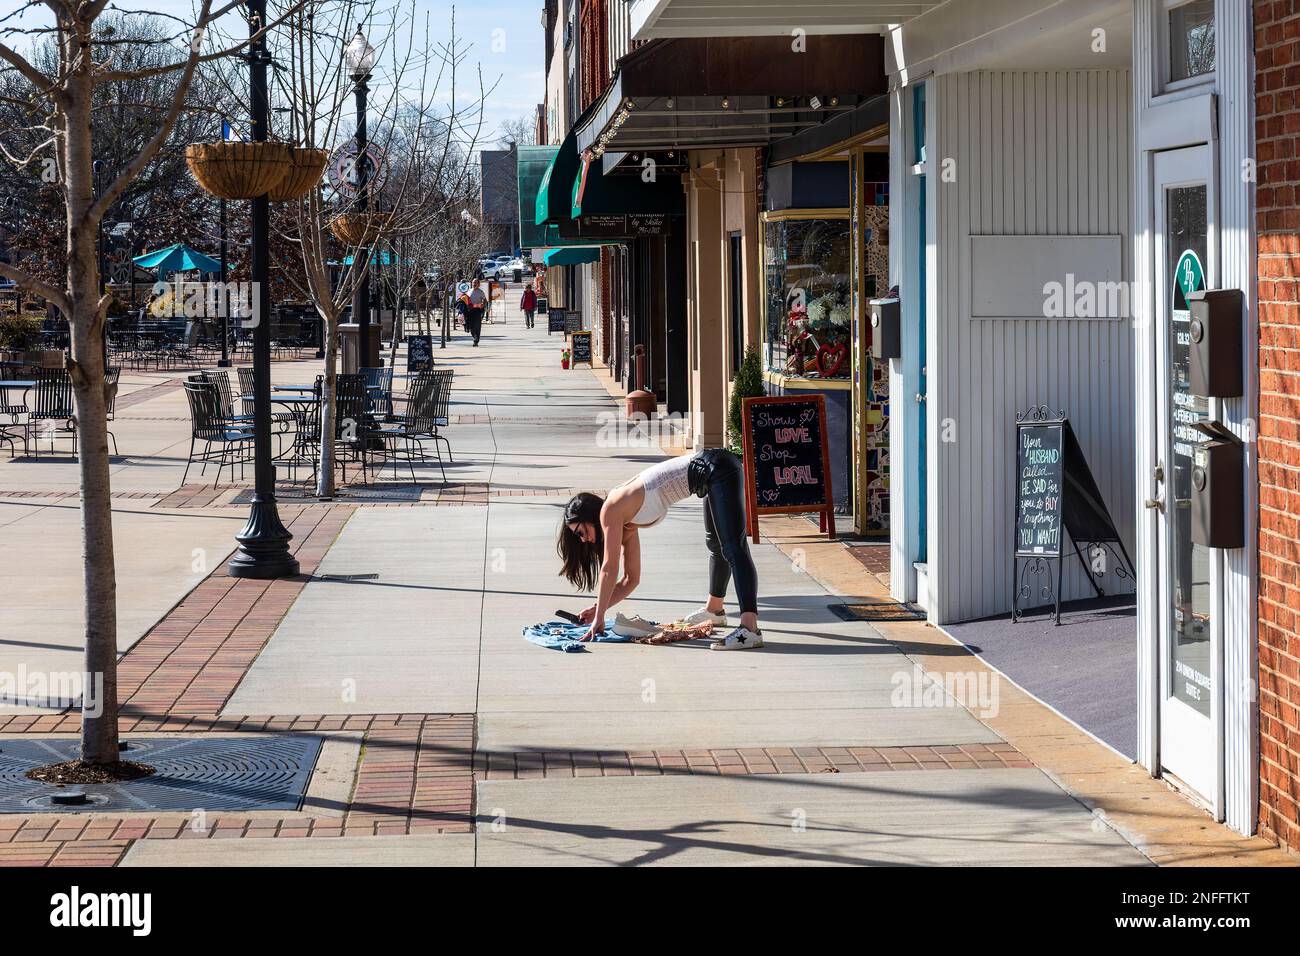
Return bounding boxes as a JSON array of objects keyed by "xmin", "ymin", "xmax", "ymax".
[
  {"xmin": 580, "ymin": 529, "xmax": 640, "ymax": 628},
  {"xmin": 584, "ymin": 513, "xmax": 626, "ymax": 639}
]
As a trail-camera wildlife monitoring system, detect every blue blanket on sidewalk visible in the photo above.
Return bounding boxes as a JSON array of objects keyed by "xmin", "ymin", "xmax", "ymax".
[{"xmin": 522, "ymin": 619, "xmax": 631, "ymax": 653}]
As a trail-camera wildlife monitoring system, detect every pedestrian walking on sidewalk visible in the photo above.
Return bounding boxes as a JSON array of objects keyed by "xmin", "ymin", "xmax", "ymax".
[
  {"xmin": 465, "ymin": 278, "xmax": 487, "ymax": 346},
  {"xmin": 557, "ymin": 450, "xmax": 763, "ymax": 650},
  {"xmin": 521, "ymin": 283, "xmax": 537, "ymax": 328}
]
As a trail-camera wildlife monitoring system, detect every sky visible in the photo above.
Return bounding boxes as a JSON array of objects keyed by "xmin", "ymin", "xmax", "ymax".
[{"xmin": 0, "ymin": 0, "xmax": 545, "ymax": 152}]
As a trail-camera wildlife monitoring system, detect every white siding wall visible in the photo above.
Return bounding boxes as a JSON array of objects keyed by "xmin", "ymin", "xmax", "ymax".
[
  {"xmin": 929, "ymin": 69, "xmax": 1135, "ymax": 624},
  {"xmin": 610, "ymin": 0, "xmax": 631, "ymax": 64}
]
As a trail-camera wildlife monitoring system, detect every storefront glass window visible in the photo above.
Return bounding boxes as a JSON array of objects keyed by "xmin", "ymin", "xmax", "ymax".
[
  {"xmin": 764, "ymin": 217, "xmax": 851, "ymax": 379},
  {"xmin": 1166, "ymin": 184, "xmax": 1212, "ymax": 718},
  {"xmin": 1168, "ymin": 0, "xmax": 1215, "ymax": 83}
]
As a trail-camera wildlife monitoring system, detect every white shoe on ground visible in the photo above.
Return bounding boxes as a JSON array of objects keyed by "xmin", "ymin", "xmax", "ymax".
[
  {"xmin": 709, "ymin": 626, "xmax": 764, "ymax": 650},
  {"xmin": 612, "ymin": 612, "xmax": 659, "ymax": 639},
  {"xmin": 680, "ymin": 607, "xmax": 728, "ymax": 627}
]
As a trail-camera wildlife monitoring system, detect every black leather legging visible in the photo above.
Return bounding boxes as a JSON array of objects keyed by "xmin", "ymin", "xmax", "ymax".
[{"xmin": 698, "ymin": 450, "xmax": 758, "ymax": 615}]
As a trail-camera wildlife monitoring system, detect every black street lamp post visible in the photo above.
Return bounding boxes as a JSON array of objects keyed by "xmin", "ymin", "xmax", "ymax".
[
  {"xmin": 228, "ymin": 0, "xmax": 299, "ymax": 579},
  {"xmin": 347, "ymin": 25, "xmax": 376, "ymax": 368},
  {"xmin": 217, "ymin": 193, "xmax": 231, "ymax": 366},
  {"xmin": 93, "ymin": 160, "xmax": 106, "ymax": 293}
]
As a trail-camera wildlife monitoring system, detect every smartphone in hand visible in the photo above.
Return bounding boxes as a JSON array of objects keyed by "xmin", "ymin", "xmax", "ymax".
[{"xmin": 555, "ymin": 610, "xmax": 581, "ymax": 624}]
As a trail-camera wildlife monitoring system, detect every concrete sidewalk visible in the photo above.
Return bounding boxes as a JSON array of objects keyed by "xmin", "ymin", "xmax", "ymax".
[
  {"xmin": 203, "ymin": 309, "xmax": 1151, "ymax": 866},
  {"xmin": 9, "ymin": 301, "xmax": 1264, "ymax": 866}
]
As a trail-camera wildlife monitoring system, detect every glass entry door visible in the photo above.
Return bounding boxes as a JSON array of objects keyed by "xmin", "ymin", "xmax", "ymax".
[{"xmin": 1152, "ymin": 144, "xmax": 1220, "ymax": 809}]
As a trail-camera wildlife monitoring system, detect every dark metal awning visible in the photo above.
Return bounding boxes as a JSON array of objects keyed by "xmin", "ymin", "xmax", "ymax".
[{"xmin": 576, "ymin": 35, "xmax": 886, "ymax": 157}]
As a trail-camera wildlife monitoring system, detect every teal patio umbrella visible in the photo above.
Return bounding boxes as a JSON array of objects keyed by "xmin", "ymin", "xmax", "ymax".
[{"xmin": 132, "ymin": 242, "xmax": 222, "ymax": 275}]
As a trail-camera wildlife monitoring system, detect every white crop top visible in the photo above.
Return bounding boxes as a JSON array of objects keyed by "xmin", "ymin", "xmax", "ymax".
[{"xmin": 628, "ymin": 455, "xmax": 693, "ymax": 527}]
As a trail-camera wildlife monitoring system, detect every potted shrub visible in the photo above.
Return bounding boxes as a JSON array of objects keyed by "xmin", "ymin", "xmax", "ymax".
[
  {"xmin": 727, "ymin": 345, "xmax": 765, "ymax": 454},
  {"xmin": 561, "ymin": 348, "xmax": 570, "ymax": 369},
  {"xmin": 0, "ymin": 313, "xmax": 40, "ymax": 362}
]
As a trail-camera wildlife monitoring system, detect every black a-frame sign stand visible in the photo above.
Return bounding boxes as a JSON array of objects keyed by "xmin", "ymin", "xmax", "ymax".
[{"xmin": 1012, "ymin": 406, "xmax": 1137, "ymax": 626}]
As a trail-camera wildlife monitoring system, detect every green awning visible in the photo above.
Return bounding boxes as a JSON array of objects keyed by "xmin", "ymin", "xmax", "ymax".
[
  {"xmin": 543, "ymin": 247, "xmax": 601, "ymax": 266},
  {"xmin": 536, "ymin": 130, "xmax": 580, "ymax": 227},
  {"xmin": 571, "ymin": 152, "xmax": 685, "ymax": 219},
  {"xmin": 517, "ymin": 145, "xmax": 562, "ymax": 250}
]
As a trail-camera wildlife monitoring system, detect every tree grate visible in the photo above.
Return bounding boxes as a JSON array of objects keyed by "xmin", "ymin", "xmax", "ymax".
[{"xmin": 0, "ymin": 735, "xmax": 322, "ymax": 814}]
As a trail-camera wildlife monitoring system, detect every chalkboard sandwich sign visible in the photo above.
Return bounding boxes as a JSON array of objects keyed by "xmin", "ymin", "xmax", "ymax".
[
  {"xmin": 1015, "ymin": 419, "xmax": 1064, "ymax": 557},
  {"xmin": 407, "ymin": 334, "xmax": 434, "ymax": 373},
  {"xmin": 740, "ymin": 394, "xmax": 836, "ymax": 544},
  {"xmin": 1012, "ymin": 405, "xmax": 1136, "ymax": 625},
  {"xmin": 570, "ymin": 330, "xmax": 593, "ymax": 368},
  {"xmin": 547, "ymin": 307, "xmax": 566, "ymax": 334}
]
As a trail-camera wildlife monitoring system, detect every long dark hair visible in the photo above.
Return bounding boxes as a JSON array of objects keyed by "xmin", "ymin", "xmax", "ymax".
[{"xmin": 558, "ymin": 492, "xmax": 605, "ymax": 591}]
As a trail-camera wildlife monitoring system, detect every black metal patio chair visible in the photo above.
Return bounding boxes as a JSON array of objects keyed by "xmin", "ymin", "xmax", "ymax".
[
  {"xmin": 28, "ymin": 367, "xmax": 77, "ymax": 457},
  {"xmin": 181, "ymin": 378, "xmax": 253, "ymax": 485},
  {"xmin": 370, "ymin": 369, "xmax": 452, "ymax": 484},
  {"xmin": 0, "ymin": 381, "xmax": 31, "ymax": 457},
  {"xmin": 235, "ymin": 366, "xmax": 295, "ymax": 431},
  {"xmin": 360, "ymin": 365, "xmax": 395, "ymax": 420}
]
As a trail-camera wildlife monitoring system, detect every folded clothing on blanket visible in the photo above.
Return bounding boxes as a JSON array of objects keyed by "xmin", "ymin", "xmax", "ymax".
[
  {"xmin": 522, "ymin": 618, "xmax": 630, "ymax": 653},
  {"xmin": 632, "ymin": 620, "xmax": 715, "ymax": 645},
  {"xmin": 523, "ymin": 617, "xmax": 716, "ymax": 651}
]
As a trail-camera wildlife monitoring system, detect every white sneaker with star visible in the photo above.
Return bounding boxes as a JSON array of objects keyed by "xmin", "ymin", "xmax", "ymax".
[{"xmin": 709, "ymin": 626, "xmax": 764, "ymax": 651}]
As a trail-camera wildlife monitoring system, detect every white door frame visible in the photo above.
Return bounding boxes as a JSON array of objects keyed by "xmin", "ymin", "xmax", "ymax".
[{"xmin": 1150, "ymin": 144, "xmax": 1224, "ymax": 816}]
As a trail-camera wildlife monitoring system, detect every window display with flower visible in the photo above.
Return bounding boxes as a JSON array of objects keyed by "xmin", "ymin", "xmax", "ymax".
[{"xmin": 764, "ymin": 216, "xmax": 851, "ymax": 379}]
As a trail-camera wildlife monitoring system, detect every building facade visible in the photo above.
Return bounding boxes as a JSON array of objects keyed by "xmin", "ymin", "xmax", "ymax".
[{"xmin": 528, "ymin": 0, "xmax": 1299, "ymax": 855}]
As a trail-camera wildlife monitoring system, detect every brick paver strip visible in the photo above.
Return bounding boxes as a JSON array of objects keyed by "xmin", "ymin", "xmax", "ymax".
[
  {"xmin": 112, "ymin": 378, "xmax": 184, "ymax": 411},
  {"xmin": 140, "ymin": 483, "xmax": 602, "ymax": 509},
  {"xmin": 473, "ymin": 742, "xmax": 1029, "ymax": 779}
]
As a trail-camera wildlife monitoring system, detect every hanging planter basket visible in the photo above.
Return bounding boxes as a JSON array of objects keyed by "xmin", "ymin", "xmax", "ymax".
[
  {"xmin": 185, "ymin": 142, "xmax": 293, "ymax": 200},
  {"xmin": 329, "ymin": 212, "xmax": 391, "ymax": 246},
  {"xmin": 268, "ymin": 147, "xmax": 329, "ymax": 202}
]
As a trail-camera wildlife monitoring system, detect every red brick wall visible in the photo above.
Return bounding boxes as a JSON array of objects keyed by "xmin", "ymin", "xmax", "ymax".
[
  {"xmin": 1255, "ymin": 0, "xmax": 1300, "ymax": 854},
  {"xmin": 579, "ymin": 0, "xmax": 609, "ymax": 112}
]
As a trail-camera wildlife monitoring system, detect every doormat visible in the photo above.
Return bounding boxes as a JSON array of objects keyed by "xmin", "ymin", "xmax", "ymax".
[
  {"xmin": 828, "ymin": 602, "xmax": 927, "ymax": 623},
  {"xmin": 0, "ymin": 735, "xmax": 322, "ymax": 814}
]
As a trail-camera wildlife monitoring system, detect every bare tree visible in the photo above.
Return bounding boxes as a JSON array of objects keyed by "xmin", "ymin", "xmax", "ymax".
[
  {"xmin": 0, "ymin": 0, "xmax": 298, "ymax": 768},
  {"xmin": 259, "ymin": 0, "xmax": 490, "ymax": 496},
  {"xmin": 496, "ymin": 113, "xmax": 536, "ymax": 149}
]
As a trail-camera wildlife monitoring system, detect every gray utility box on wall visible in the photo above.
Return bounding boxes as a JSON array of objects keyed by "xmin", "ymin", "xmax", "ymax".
[
  {"xmin": 869, "ymin": 298, "xmax": 901, "ymax": 360},
  {"xmin": 1190, "ymin": 420, "xmax": 1244, "ymax": 550},
  {"xmin": 1187, "ymin": 288, "xmax": 1243, "ymax": 397}
]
